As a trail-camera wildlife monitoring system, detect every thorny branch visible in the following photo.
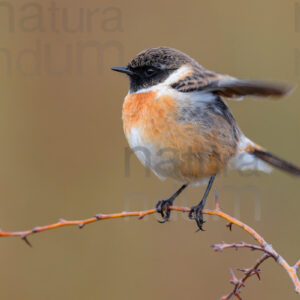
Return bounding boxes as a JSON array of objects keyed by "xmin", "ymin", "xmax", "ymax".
[{"xmin": 0, "ymin": 194, "xmax": 299, "ymax": 299}]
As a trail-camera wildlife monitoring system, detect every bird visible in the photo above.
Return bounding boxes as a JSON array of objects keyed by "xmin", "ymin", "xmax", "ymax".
[{"xmin": 111, "ymin": 47, "xmax": 300, "ymax": 230}]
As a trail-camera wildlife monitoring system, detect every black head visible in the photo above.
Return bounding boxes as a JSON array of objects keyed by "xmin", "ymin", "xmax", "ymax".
[{"xmin": 111, "ymin": 47, "xmax": 197, "ymax": 93}]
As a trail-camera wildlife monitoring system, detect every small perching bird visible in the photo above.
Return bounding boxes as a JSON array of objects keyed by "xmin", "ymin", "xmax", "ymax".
[{"xmin": 111, "ymin": 47, "xmax": 300, "ymax": 230}]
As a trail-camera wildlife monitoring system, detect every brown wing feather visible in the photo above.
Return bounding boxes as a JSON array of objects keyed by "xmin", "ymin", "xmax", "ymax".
[
  {"xmin": 210, "ymin": 78, "xmax": 294, "ymax": 99},
  {"xmin": 172, "ymin": 67, "xmax": 294, "ymax": 99}
]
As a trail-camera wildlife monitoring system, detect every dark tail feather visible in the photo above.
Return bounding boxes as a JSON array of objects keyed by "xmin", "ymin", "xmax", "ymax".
[{"xmin": 252, "ymin": 149, "xmax": 300, "ymax": 176}]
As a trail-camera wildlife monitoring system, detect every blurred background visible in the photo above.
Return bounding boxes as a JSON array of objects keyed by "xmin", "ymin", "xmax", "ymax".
[{"xmin": 0, "ymin": 0, "xmax": 299, "ymax": 299}]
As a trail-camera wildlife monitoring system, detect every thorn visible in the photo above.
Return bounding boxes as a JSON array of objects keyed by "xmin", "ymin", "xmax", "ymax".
[
  {"xmin": 78, "ymin": 223, "xmax": 85, "ymax": 229},
  {"xmin": 21, "ymin": 235, "xmax": 32, "ymax": 247},
  {"xmin": 215, "ymin": 189, "xmax": 220, "ymax": 209},
  {"xmin": 239, "ymin": 268, "xmax": 261, "ymax": 280},
  {"xmin": 294, "ymin": 260, "xmax": 300, "ymax": 270},
  {"xmin": 240, "ymin": 242, "xmax": 247, "ymax": 249},
  {"xmin": 59, "ymin": 218, "xmax": 66, "ymax": 223},
  {"xmin": 95, "ymin": 214, "xmax": 102, "ymax": 220},
  {"xmin": 229, "ymin": 269, "xmax": 239, "ymax": 285},
  {"xmin": 226, "ymin": 222, "xmax": 233, "ymax": 231},
  {"xmin": 230, "ymin": 269, "xmax": 245, "ymax": 290},
  {"xmin": 254, "ymin": 269, "xmax": 261, "ymax": 280},
  {"xmin": 138, "ymin": 214, "xmax": 144, "ymax": 220},
  {"xmin": 32, "ymin": 227, "xmax": 39, "ymax": 233},
  {"xmin": 215, "ymin": 188, "xmax": 219, "ymax": 199}
]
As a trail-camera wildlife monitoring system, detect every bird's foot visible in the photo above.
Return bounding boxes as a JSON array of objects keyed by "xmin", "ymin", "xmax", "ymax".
[
  {"xmin": 188, "ymin": 203, "xmax": 206, "ymax": 231},
  {"xmin": 155, "ymin": 198, "xmax": 174, "ymax": 223}
]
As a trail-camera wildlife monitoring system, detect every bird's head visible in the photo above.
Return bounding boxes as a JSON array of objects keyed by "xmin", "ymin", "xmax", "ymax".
[{"xmin": 111, "ymin": 47, "xmax": 199, "ymax": 93}]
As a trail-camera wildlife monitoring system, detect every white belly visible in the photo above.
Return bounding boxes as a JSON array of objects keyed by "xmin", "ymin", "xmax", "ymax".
[
  {"xmin": 127, "ymin": 127, "xmax": 168, "ymax": 180},
  {"xmin": 126, "ymin": 126, "xmax": 210, "ymax": 185}
]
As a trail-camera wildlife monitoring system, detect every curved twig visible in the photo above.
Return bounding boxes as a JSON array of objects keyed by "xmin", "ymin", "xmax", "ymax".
[{"xmin": 0, "ymin": 195, "xmax": 299, "ymax": 298}]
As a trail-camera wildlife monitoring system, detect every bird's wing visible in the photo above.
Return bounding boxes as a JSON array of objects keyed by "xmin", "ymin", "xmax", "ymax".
[{"xmin": 172, "ymin": 68, "xmax": 294, "ymax": 100}]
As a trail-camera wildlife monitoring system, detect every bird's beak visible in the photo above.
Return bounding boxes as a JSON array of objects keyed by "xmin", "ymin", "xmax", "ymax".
[{"xmin": 111, "ymin": 66, "xmax": 134, "ymax": 76}]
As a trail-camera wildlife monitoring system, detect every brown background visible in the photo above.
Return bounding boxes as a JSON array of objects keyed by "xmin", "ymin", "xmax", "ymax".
[{"xmin": 0, "ymin": 0, "xmax": 300, "ymax": 299}]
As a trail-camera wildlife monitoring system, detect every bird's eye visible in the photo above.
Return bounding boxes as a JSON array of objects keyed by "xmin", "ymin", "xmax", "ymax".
[{"xmin": 144, "ymin": 67, "xmax": 157, "ymax": 77}]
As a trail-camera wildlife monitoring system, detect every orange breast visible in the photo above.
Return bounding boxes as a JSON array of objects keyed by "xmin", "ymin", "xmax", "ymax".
[
  {"xmin": 122, "ymin": 90, "xmax": 177, "ymax": 140},
  {"xmin": 122, "ymin": 90, "xmax": 237, "ymax": 182}
]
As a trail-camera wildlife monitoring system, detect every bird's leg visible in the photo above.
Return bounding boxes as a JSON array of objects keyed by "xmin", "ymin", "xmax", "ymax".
[
  {"xmin": 156, "ymin": 184, "xmax": 188, "ymax": 223},
  {"xmin": 188, "ymin": 175, "xmax": 216, "ymax": 231}
]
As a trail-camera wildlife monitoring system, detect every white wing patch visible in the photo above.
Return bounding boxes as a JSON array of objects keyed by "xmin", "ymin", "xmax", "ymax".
[{"xmin": 229, "ymin": 135, "xmax": 272, "ymax": 173}]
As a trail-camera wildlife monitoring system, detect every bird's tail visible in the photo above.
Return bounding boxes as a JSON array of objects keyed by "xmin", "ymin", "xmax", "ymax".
[
  {"xmin": 230, "ymin": 135, "xmax": 300, "ymax": 176},
  {"xmin": 251, "ymin": 148, "xmax": 300, "ymax": 176}
]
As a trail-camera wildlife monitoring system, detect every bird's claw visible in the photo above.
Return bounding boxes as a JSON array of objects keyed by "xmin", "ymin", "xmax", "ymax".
[
  {"xmin": 188, "ymin": 204, "xmax": 206, "ymax": 231},
  {"xmin": 155, "ymin": 199, "xmax": 173, "ymax": 223}
]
